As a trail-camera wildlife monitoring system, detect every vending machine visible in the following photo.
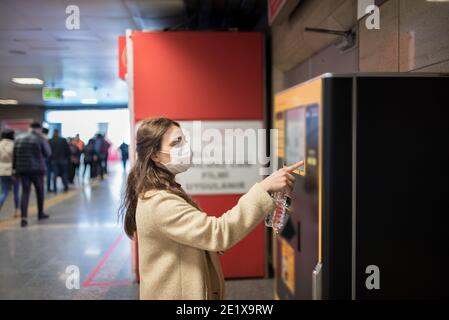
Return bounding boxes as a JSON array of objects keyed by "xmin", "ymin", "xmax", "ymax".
[{"xmin": 273, "ymin": 73, "xmax": 448, "ymax": 300}]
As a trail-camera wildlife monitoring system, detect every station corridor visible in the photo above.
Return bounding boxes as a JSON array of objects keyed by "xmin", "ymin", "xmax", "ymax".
[
  {"xmin": 0, "ymin": 162, "xmax": 272, "ymax": 300},
  {"xmin": 1, "ymin": 0, "xmax": 447, "ymax": 303}
]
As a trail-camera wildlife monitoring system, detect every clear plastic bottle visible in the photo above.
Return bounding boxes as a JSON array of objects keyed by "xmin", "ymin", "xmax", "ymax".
[{"xmin": 265, "ymin": 192, "xmax": 290, "ymax": 234}]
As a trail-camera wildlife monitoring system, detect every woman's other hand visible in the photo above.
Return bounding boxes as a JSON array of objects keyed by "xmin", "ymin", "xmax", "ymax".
[{"xmin": 259, "ymin": 161, "xmax": 304, "ymax": 194}]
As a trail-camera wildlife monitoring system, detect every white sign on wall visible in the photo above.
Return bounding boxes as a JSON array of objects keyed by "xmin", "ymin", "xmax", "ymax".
[{"xmin": 176, "ymin": 120, "xmax": 265, "ymax": 195}]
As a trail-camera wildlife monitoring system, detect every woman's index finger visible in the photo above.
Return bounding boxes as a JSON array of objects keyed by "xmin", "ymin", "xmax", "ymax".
[{"xmin": 285, "ymin": 161, "xmax": 304, "ymax": 172}]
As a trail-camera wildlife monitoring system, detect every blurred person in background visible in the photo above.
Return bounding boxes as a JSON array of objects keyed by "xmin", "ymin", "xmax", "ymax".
[
  {"xmin": 72, "ymin": 134, "xmax": 85, "ymax": 152},
  {"xmin": 102, "ymin": 136, "xmax": 111, "ymax": 175},
  {"xmin": 42, "ymin": 128, "xmax": 53, "ymax": 193},
  {"xmin": 13, "ymin": 122, "xmax": 51, "ymax": 227},
  {"xmin": 68, "ymin": 138, "xmax": 82, "ymax": 184},
  {"xmin": 49, "ymin": 129, "xmax": 70, "ymax": 193},
  {"xmin": 0, "ymin": 129, "xmax": 20, "ymax": 218},
  {"xmin": 83, "ymin": 138, "xmax": 98, "ymax": 180},
  {"xmin": 95, "ymin": 133, "xmax": 110, "ymax": 180},
  {"xmin": 119, "ymin": 142, "xmax": 129, "ymax": 172},
  {"xmin": 72, "ymin": 134, "xmax": 85, "ymax": 183}
]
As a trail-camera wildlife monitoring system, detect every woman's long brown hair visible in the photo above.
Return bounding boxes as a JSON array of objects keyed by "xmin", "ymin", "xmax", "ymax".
[{"xmin": 119, "ymin": 117, "xmax": 199, "ymax": 239}]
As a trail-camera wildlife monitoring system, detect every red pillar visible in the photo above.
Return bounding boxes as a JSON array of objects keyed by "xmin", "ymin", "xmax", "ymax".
[{"xmin": 129, "ymin": 31, "xmax": 266, "ymax": 279}]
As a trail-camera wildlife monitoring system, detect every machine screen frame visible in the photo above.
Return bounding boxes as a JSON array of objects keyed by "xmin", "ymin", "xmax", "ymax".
[{"xmin": 284, "ymin": 106, "xmax": 307, "ymax": 176}]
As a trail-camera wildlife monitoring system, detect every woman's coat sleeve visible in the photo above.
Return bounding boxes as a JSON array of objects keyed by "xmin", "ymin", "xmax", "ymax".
[{"xmin": 148, "ymin": 182, "xmax": 275, "ymax": 252}]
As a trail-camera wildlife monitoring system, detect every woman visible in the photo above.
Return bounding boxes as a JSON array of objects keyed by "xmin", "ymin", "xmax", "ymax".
[
  {"xmin": 120, "ymin": 117, "xmax": 302, "ymax": 300},
  {"xmin": 0, "ymin": 129, "xmax": 20, "ymax": 217}
]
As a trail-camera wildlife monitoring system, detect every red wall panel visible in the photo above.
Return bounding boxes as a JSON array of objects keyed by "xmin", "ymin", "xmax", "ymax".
[
  {"xmin": 118, "ymin": 35, "xmax": 127, "ymax": 80},
  {"xmin": 133, "ymin": 32, "xmax": 263, "ymax": 121},
  {"xmin": 132, "ymin": 31, "xmax": 265, "ymax": 278}
]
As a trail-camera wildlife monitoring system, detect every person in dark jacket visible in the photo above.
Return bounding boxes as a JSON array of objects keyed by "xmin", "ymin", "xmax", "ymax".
[
  {"xmin": 13, "ymin": 121, "xmax": 51, "ymax": 227},
  {"xmin": 94, "ymin": 133, "xmax": 110, "ymax": 180},
  {"xmin": 119, "ymin": 142, "xmax": 129, "ymax": 171},
  {"xmin": 42, "ymin": 127, "xmax": 53, "ymax": 192},
  {"xmin": 49, "ymin": 129, "xmax": 70, "ymax": 193},
  {"xmin": 83, "ymin": 138, "xmax": 97, "ymax": 180}
]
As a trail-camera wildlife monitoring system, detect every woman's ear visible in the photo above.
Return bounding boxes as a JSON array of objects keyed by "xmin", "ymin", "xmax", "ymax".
[{"xmin": 150, "ymin": 152, "xmax": 159, "ymax": 163}]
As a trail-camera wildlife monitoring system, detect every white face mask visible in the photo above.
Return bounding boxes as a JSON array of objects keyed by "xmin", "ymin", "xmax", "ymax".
[{"xmin": 160, "ymin": 142, "xmax": 193, "ymax": 175}]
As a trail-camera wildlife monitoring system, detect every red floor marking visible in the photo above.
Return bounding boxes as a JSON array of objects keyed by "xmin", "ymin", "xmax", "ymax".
[{"xmin": 83, "ymin": 233, "xmax": 132, "ymax": 287}]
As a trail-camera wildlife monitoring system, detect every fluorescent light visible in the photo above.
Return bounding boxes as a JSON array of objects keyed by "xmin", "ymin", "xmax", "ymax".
[
  {"xmin": 84, "ymin": 246, "xmax": 101, "ymax": 257},
  {"xmin": 11, "ymin": 77, "xmax": 44, "ymax": 85},
  {"xmin": 63, "ymin": 90, "xmax": 77, "ymax": 97},
  {"xmin": 81, "ymin": 98, "xmax": 98, "ymax": 104},
  {"xmin": 0, "ymin": 99, "xmax": 18, "ymax": 105}
]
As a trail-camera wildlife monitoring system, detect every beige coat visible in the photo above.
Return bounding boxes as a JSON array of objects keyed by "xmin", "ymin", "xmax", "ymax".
[
  {"xmin": 135, "ymin": 182, "xmax": 275, "ymax": 300},
  {"xmin": 0, "ymin": 139, "xmax": 14, "ymax": 176}
]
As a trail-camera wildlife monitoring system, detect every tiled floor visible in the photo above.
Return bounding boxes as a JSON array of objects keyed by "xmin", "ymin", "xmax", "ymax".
[{"xmin": 0, "ymin": 162, "xmax": 274, "ymax": 300}]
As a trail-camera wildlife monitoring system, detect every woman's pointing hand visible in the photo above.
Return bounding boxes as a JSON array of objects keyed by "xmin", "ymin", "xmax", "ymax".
[{"xmin": 259, "ymin": 161, "xmax": 304, "ymax": 194}]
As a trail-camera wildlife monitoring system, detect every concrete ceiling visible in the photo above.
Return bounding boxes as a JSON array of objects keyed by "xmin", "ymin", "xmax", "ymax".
[{"xmin": 0, "ymin": 0, "xmax": 266, "ymax": 108}]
